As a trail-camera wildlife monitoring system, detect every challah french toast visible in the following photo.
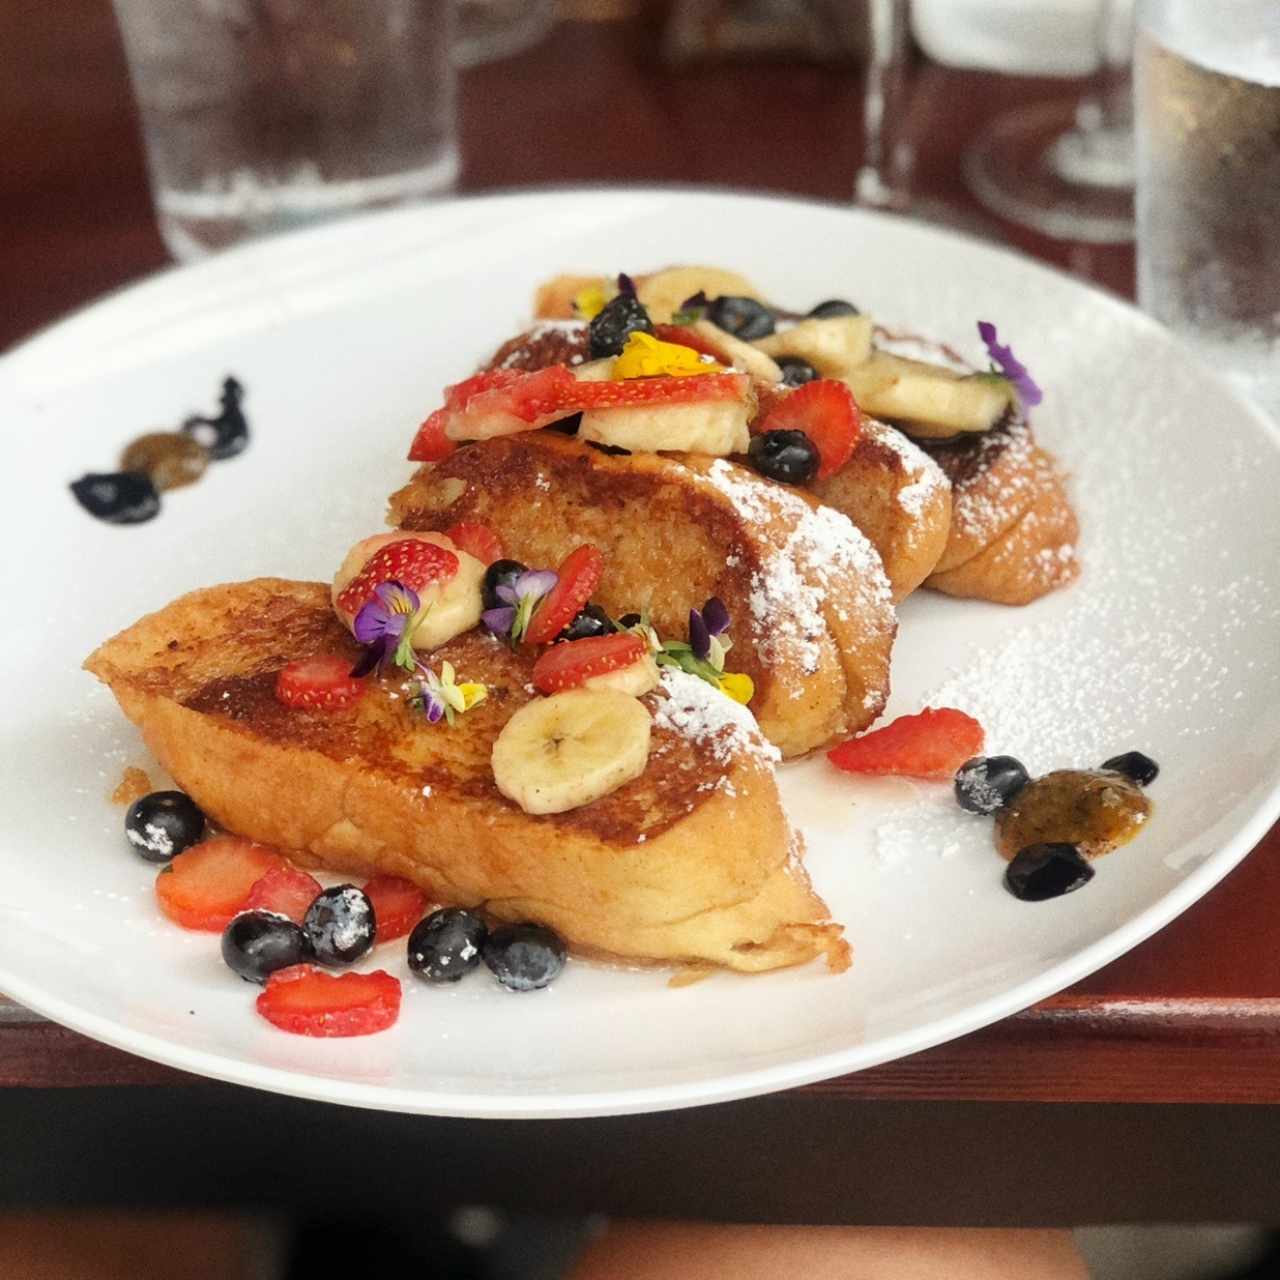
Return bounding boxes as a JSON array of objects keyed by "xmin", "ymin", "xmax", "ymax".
[
  {"xmin": 388, "ymin": 432, "xmax": 897, "ymax": 759},
  {"xmin": 86, "ymin": 578, "xmax": 849, "ymax": 974}
]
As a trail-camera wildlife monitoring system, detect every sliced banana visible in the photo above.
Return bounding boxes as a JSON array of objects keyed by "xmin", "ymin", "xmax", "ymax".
[
  {"xmin": 843, "ymin": 351, "xmax": 1013, "ymax": 438},
  {"xmin": 578, "ymin": 400, "xmax": 751, "ymax": 456},
  {"xmin": 635, "ymin": 266, "xmax": 764, "ymax": 323},
  {"xmin": 754, "ymin": 315, "xmax": 873, "ymax": 377},
  {"xmin": 331, "ymin": 531, "xmax": 485, "ymax": 652},
  {"xmin": 689, "ymin": 320, "xmax": 782, "ymax": 381},
  {"xmin": 492, "ymin": 689, "xmax": 652, "ymax": 815},
  {"xmin": 584, "ymin": 653, "xmax": 660, "ymax": 697}
]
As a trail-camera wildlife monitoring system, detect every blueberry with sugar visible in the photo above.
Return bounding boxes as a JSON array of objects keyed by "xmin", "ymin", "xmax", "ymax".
[
  {"xmin": 482, "ymin": 559, "xmax": 528, "ymax": 613},
  {"xmin": 558, "ymin": 603, "xmax": 613, "ymax": 642},
  {"xmin": 954, "ymin": 756, "xmax": 1030, "ymax": 815},
  {"xmin": 407, "ymin": 907, "xmax": 488, "ymax": 983},
  {"xmin": 807, "ymin": 299, "xmax": 861, "ymax": 319},
  {"xmin": 483, "ymin": 922, "xmax": 566, "ymax": 991},
  {"xmin": 588, "ymin": 279, "xmax": 653, "ymax": 358},
  {"xmin": 303, "ymin": 884, "xmax": 375, "ymax": 965},
  {"xmin": 125, "ymin": 790, "xmax": 206, "ymax": 863}
]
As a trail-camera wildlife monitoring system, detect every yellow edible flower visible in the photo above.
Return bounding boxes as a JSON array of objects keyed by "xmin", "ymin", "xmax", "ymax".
[
  {"xmin": 458, "ymin": 682, "xmax": 488, "ymax": 711},
  {"xmin": 573, "ymin": 284, "xmax": 610, "ymax": 320},
  {"xmin": 613, "ymin": 331, "xmax": 725, "ymax": 380},
  {"xmin": 717, "ymin": 672, "xmax": 754, "ymax": 705}
]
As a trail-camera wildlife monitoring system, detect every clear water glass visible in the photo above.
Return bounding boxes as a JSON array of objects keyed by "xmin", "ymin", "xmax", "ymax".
[
  {"xmin": 113, "ymin": 0, "xmax": 459, "ymax": 260},
  {"xmin": 1135, "ymin": 0, "xmax": 1280, "ymax": 420}
]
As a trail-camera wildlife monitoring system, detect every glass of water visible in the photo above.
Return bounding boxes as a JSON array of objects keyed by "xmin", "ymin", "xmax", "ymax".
[
  {"xmin": 113, "ymin": 0, "xmax": 459, "ymax": 260},
  {"xmin": 1135, "ymin": 0, "xmax": 1280, "ymax": 419}
]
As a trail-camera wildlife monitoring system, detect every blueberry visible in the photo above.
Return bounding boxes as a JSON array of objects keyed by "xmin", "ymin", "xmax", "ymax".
[
  {"xmin": 588, "ymin": 292, "xmax": 653, "ymax": 358},
  {"xmin": 70, "ymin": 471, "xmax": 160, "ymax": 525},
  {"xmin": 407, "ymin": 907, "xmax": 488, "ymax": 984},
  {"xmin": 1101, "ymin": 751, "xmax": 1159, "ymax": 787},
  {"xmin": 221, "ymin": 910, "xmax": 307, "ymax": 984},
  {"xmin": 483, "ymin": 923, "xmax": 566, "ymax": 991},
  {"xmin": 481, "ymin": 558, "xmax": 528, "ymax": 612},
  {"xmin": 807, "ymin": 299, "xmax": 861, "ymax": 319},
  {"xmin": 181, "ymin": 376, "xmax": 249, "ymax": 461},
  {"xmin": 748, "ymin": 430, "xmax": 820, "ymax": 485},
  {"xmin": 548, "ymin": 413, "xmax": 582, "ymax": 435},
  {"xmin": 1004, "ymin": 843, "xmax": 1094, "ymax": 902},
  {"xmin": 302, "ymin": 885, "xmax": 375, "ymax": 966},
  {"xmin": 707, "ymin": 295, "xmax": 775, "ymax": 341},
  {"xmin": 954, "ymin": 756, "xmax": 1031, "ymax": 815},
  {"xmin": 617, "ymin": 613, "xmax": 642, "ymax": 629},
  {"xmin": 777, "ymin": 357, "xmax": 819, "ymax": 388},
  {"xmin": 124, "ymin": 790, "xmax": 206, "ymax": 863},
  {"xmin": 558, "ymin": 603, "xmax": 613, "ymax": 642}
]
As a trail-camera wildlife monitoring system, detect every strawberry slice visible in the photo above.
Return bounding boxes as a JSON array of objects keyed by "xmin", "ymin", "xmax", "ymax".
[
  {"xmin": 408, "ymin": 408, "xmax": 456, "ymax": 463},
  {"xmin": 362, "ymin": 875, "xmax": 430, "ymax": 942},
  {"xmin": 524, "ymin": 545, "xmax": 605, "ymax": 646},
  {"xmin": 256, "ymin": 965, "xmax": 402, "ymax": 1038},
  {"xmin": 532, "ymin": 632, "xmax": 647, "ymax": 693},
  {"xmin": 827, "ymin": 708, "xmax": 985, "ymax": 780},
  {"xmin": 444, "ymin": 522, "xmax": 504, "ymax": 566},
  {"xmin": 443, "ymin": 365, "xmax": 578, "ymax": 442},
  {"xmin": 156, "ymin": 837, "xmax": 286, "ymax": 932},
  {"xmin": 566, "ymin": 372, "xmax": 748, "ymax": 411},
  {"xmin": 335, "ymin": 537, "xmax": 459, "ymax": 616},
  {"xmin": 754, "ymin": 378, "xmax": 861, "ymax": 480},
  {"xmin": 244, "ymin": 863, "xmax": 323, "ymax": 925},
  {"xmin": 275, "ymin": 656, "xmax": 366, "ymax": 712}
]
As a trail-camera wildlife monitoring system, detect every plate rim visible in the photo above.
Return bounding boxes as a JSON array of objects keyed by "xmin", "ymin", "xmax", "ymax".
[{"xmin": 3, "ymin": 184, "xmax": 1279, "ymax": 1118}]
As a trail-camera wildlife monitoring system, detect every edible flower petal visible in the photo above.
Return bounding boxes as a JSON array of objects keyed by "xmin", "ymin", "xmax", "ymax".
[
  {"xmin": 688, "ymin": 596, "xmax": 732, "ymax": 663},
  {"xmin": 413, "ymin": 661, "xmax": 487, "ymax": 727},
  {"xmin": 717, "ymin": 672, "xmax": 755, "ymax": 705},
  {"xmin": 977, "ymin": 321, "xmax": 1043, "ymax": 409},
  {"xmin": 484, "ymin": 569, "xmax": 559, "ymax": 644},
  {"xmin": 350, "ymin": 580, "xmax": 421, "ymax": 677},
  {"xmin": 613, "ymin": 331, "xmax": 724, "ymax": 380}
]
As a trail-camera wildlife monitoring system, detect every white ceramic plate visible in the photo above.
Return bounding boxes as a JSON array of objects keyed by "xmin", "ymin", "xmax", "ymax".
[{"xmin": 3, "ymin": 189, "xmax": 1280, "ymax": 1119}]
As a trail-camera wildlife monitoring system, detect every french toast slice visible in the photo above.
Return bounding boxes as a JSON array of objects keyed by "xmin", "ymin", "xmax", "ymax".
[
  {"xmin": 85, "ymin": 579, "xmax": 849, "ymax": 974},
  {"xmin": 810, "ymin": 418, "xmax": 953, "ymax": 602},
  {"xmin": 387, "ymin": 434, "xmax": 897, "ymax": 759},
  {"xmin": 920, "ymin": 414, "xmax": 1080, "ymax": 605}
]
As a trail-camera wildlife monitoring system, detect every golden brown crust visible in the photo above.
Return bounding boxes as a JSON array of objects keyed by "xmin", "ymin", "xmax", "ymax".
[
  {"xmin": 811, "ymin": 418, "xmax": 953, "ymax": 602},
  {"xmin": 85, "ymin": 579, "xmax": 848, "ymax": 973},
  {"xmin": 388, "ymin": 434, "xmax": 897, "ymax": 758}
]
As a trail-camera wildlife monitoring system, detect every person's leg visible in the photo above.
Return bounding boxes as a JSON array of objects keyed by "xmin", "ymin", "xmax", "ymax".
[{"xmin": 568, "ymin": 1222, "xmax": 1089, "ymax": 1280}]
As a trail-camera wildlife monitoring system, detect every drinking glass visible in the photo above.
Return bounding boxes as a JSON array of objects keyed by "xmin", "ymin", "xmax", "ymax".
[
  {"xmin": 113, "ymin": 0, "xmax": 459, "ymax": 260},
  {"xmin": 1135, "ymin": 0, "xmax": 1280, "ymax": 420},
  {"xmin": 963, "ymin": 0, "xmax": 1137, "ymax": 242}
]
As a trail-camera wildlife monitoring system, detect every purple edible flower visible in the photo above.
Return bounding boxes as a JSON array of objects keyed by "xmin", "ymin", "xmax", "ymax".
[
  {"xmin": 978, "ymin": 321, "xmax": 1043, "ymax": 409},
  {"xmin": 419, "ymin": 683, "xmax": 446, "ymax": 723},
  {"xmin": 688, "ymin": 596, "xmax": 730, "ymax": 662},
  {"xmin": 672, "ymin": 291, "xmax": 709, "ymax": 324},
  {"xmin": 483, "ymin": 568, "xmax": 558, "ymax": 643},
  {"xmin": 350, "ymin": 580, "xmax": 419, "ymax": 677}
]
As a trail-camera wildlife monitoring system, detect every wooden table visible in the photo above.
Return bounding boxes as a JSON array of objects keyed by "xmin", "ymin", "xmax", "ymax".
[{"xmin": 3, "ymin": 0, "xmax": 1279, "ymax": 1223}]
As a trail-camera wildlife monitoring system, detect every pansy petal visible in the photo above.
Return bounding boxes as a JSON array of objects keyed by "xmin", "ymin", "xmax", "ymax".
[
  {"xmin": 977, "ymin": 321, "xmax": 1043, "ymax": 408},
  {"xmin": 516, "ymin": 569, "xmax": 559, "ymax": 601},
  {"xmin": 495, "ymin": 582, "xmax": 518, "ymax": 605},
  {"xmin": 483, "ymin": 606, "xmax": 516, "ymax": 635},
  {"xmin": 718, "ymin": 672, "xmax": 755, "ymax": 705},
  {"xmin": 689, "ymin": 608, "xmax": 711, "ymax": 661},
  {"xmin": 459, "ymin": 683, "xmax": 488, "ymax": 710},
  {"xmin": 423, "ymin": 693, "xmax": 445, "ymax": 723},
  {"xmin": 702, "ymin": 596, "xmax": 730, "ymax": 636},
  {"xmin": 353, "ymin": 601, "xmax": 392, "ymax": 644}
]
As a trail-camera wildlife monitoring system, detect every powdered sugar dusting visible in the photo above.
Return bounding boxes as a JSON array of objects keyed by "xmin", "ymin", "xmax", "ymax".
[
  {"xmin": 864, "ymin": 419, "xmax": 950, "ymax": 521},
  {"xmin": 654, "ymin": 669, "xmax": 780, "ymax": 765},
  {"xmin": 700, "ymin": 459, "xmax": 892, "ymax": 673}
]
